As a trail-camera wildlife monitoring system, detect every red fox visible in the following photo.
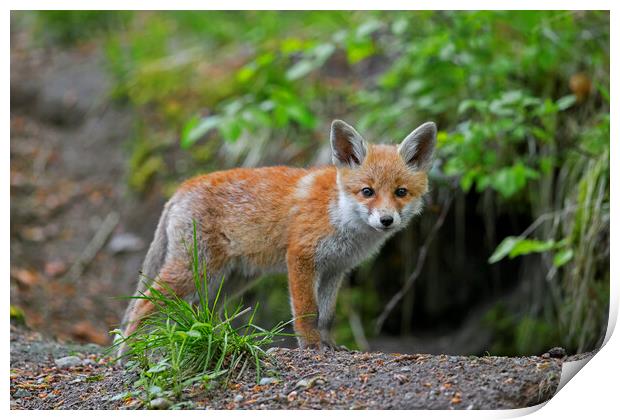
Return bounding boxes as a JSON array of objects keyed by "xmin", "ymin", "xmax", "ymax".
[{"xmin": 118, "ymin": 120, "xmax": 436, "ymax": 355}]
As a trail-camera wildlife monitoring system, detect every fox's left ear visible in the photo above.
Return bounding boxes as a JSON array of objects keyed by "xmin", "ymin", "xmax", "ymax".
[{"xmin": 398, "ymin": 122, "xmax": 437, "ymax": 171}]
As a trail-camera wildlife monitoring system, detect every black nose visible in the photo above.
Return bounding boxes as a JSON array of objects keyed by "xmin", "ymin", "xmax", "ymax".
[{"xmin": 380, "ymin": 216, "xmax": 394, "ymax": 227}]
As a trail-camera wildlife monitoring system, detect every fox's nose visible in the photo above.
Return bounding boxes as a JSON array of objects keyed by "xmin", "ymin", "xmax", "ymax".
[{"xmin": 380, "ymin": 216, "xmax": 394, "ymax": 227}]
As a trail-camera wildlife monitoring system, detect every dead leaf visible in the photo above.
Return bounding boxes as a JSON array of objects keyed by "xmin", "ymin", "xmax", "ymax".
[
  {"xmin": 11, "ymin": 268, "xmax": 39, "ymax": 287},
  {"xmin": 451, "ymin": 392, "xmax": 462, "ymax": 405},
  {"xmin": 440, "ymin": 382, "xmax": 453, "ymax": 391},
  {"xmin": 570, "ymin": 72, "xmax": 591, "ymax": 102},
  {"xmin": 287, "ymin": 391, "xmax": 297, "ymax": 401},
  {"xmin": 393, "ymin": 374, "xmax": 409, "ymax": 384},
  {"xmin": 21, "ymin": 226, "xmax": 46, "ymax": 242}
]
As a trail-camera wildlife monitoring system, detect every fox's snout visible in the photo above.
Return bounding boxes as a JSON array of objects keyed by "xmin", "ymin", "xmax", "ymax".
[{"xmin": 368, "ymin": 207, "xmax": 402, "ymax": 231}]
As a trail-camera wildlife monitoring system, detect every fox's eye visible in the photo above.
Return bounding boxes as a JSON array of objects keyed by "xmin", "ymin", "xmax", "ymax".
[
  {"xmin": 395, "ymin": 188, "xmax": 408, "ymax": 197},
  {"xmin": 361, "ymin": 187, "xmax": 375, "ymax": 197}
]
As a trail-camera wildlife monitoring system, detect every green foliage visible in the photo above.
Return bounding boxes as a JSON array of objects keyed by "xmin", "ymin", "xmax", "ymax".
[
  {"xmin": 112, "ymin": 222, "xmax": 289, "ymax": 401},
  {"xmin": 483, "ymin": 305, "xmax": 559, "ymax": 356},
  {"xmin": 10, "ymin": 305, "xmax": 26, "ymax": 325},
  {"xmin": 489, "ymin": 237, "xmax": 556, "ymax": 264}
]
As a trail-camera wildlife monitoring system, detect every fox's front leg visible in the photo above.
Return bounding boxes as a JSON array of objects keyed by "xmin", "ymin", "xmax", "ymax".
[
  {"xmin": 316, "ymin": 274, "xmax": 345, "ymax": 350},
  {"xmin": 286, "ymin": 249, "xmax": 321, "ymax": 348}
]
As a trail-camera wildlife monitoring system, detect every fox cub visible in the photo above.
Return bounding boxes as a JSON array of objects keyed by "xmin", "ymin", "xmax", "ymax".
[{"xmin": 119, "ymin": 120, "xmax": 436, "ymax": 355}]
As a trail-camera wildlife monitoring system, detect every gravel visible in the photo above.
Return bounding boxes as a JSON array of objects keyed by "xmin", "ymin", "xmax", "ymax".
[{"xmin": 10, "ymin": 325, "xmax": 570, "ymax": 410}]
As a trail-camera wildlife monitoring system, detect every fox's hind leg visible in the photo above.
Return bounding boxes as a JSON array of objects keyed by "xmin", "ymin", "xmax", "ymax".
[{"xmin": 116, "ymin": 258, "xmax": 196, "ymax": 357}]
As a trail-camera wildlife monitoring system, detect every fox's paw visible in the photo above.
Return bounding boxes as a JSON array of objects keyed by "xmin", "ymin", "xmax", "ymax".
[
  {"xmin": 297, "ymin": 331, "xmax": 348, "ymax": 351},
  {"xmin": 320, "ymin": 339, "xmax": 349, "ymax": 352}
]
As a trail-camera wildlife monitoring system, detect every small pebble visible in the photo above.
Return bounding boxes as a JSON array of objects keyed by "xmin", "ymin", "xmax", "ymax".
[
  {"xmin": 149, "ymin": 397, "xmax": 172, "ymax": 410},
  {"xmin": 547, "ymin": 347, "xmax": 567, "ymax": 359},
  {"xmin": 259, "ymin": 377, "xmax": 279, "ymax": 386},
  {"xmin": 296, "ymin": 376, "xmax": 325, "ymax": 389},
  {"xmin": 54, "ymin": 356, "xmax": 83, "ymax": 369},
  {"xmin": 13, "ymin": 389, "xmax": 32, "ymax": 398},
  {"xmin": 233, "ymin": 394, "xmax": 243, "ymax": 403}
]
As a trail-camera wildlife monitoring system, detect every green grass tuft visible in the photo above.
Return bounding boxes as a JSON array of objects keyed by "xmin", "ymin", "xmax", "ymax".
[{"xmin": 111, "ymin": 221, "xmax": 290, "ymax": 400}]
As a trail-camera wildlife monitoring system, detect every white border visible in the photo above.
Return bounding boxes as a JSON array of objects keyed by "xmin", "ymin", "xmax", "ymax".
[{"xmin": 5, "ymin": 2, "xmax": 616, "ymax": 419}]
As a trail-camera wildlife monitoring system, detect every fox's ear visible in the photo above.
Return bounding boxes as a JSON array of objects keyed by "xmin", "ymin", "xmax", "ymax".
[
  {"xmin": 330, "ymin": 120, "xmax": 368, "ymax": 168},
  {"xmin": 398, "ymin": 122, "xmax": 437, "ymax": 171}
]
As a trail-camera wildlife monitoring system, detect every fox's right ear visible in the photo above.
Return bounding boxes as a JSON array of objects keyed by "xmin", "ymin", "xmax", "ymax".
[{"xmin": 330, "ymin": 120, "xmax": 368, "ymax": 168}]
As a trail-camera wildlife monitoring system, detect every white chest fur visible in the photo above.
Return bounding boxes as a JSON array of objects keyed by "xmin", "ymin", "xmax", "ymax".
[{"xmin": 314, "ymin": 227, "xmax": 391, "ymax": 279}]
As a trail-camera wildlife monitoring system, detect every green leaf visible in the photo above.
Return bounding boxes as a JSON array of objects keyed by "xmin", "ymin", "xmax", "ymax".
[
  {"xmin": 392, "ymin": 18, "xmax": 408, "ymax": 35},
  {"xmin": 491, "ymin": 163, "xmax": 539, "ymax": 198},
  {"xmin": 531, "ymin": 126, "xmax": 552, "ymax": 142},
  {"xmin": 597, "ymin": 82, "xmax": 610, "ymax": 103},
  {"xmin": 286, "ymin": 59, "xmax": 316, "ymax": 81},
  {"xmin": 236, "ymin": 65, "xmax": 256, "ymax": 83},
  {"xmin": 457, "ymin": 99, "xmax": 477, "ymax": 114},
  {"xmin": 489, "ymin": 237, "xmax": 556, "ymax": 264},
  {"xmin": 508, "ymin": 239, "xmax": 555, "ymax": 258},
  {"xmin": 187, "ymin": 330, "xmax": 202, "ymax": 339},
  {"xmin": 280, "ymin": 37, "xmax": 305, "ymax": 54},
  {"xmin": 553, "ymin": 248, "xmax": 574, "ymax": 267},
  {"xmin": 459, "ymin": 170, "xmax": 476, "ymax": 192},
  {"xmin": 556, "ymin": 94, "xmax": 577, "ymax": 111},
  {"xmin": 489, "ymin": 236, "xmax": 520, "ymax": 264},
  {"xmin": 285, "ymin": 102, "xmax": 316, "ymax": 128},
  {"xmin": 219, "ymin": 119, "xmax": 243, "ymax": 142},
  {"xmin": 501, "ymin": 90, "xmax": 523, "ymax": 104},
  {"xmin": 147, "ymin": 362, "xmax": 170, "ymax": 374},
  {"xmin": 489, "ymin": 99, "xmax": 514, "ymax": 117},
  {"xmin": 356, "ymin": 19, "xmax": 382, "ymax": 38},
  {"xmin": 148, "ymin": 385, "xmax": 163, "ymax": 396},
  {"xmin": 181, "ymin": 115, "xmax": 221, "ymax": 149},
  {"xmin": 346, "ymin": 39, "xmax": 375, "ymax": 64},
  {"xmin": 313, "ymin": 43, "xmax": 335, "ymax": 62}
]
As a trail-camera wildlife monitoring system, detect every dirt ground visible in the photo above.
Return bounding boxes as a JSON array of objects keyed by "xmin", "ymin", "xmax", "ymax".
[{"xmin": 10, "ymin": 324, "xmax": 566, "ymax": 410}]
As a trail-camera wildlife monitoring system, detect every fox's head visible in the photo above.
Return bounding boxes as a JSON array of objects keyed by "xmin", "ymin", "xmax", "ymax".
[{"xmin": 330, "ymin": 119, "xmax": 436, "ymax": 233}]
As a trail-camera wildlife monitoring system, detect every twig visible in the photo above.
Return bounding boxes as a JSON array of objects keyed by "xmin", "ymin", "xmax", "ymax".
[
  {"xmin": 374, "ymin": 196, "xmax": 453, "ymax": 334},
  {"xmin": 519, "ymin": 205, "xmax": 577, "ymax": 239},
  {"xmin": 64, "ymin": 212, "xmax": 120, "ymax": 283}
]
